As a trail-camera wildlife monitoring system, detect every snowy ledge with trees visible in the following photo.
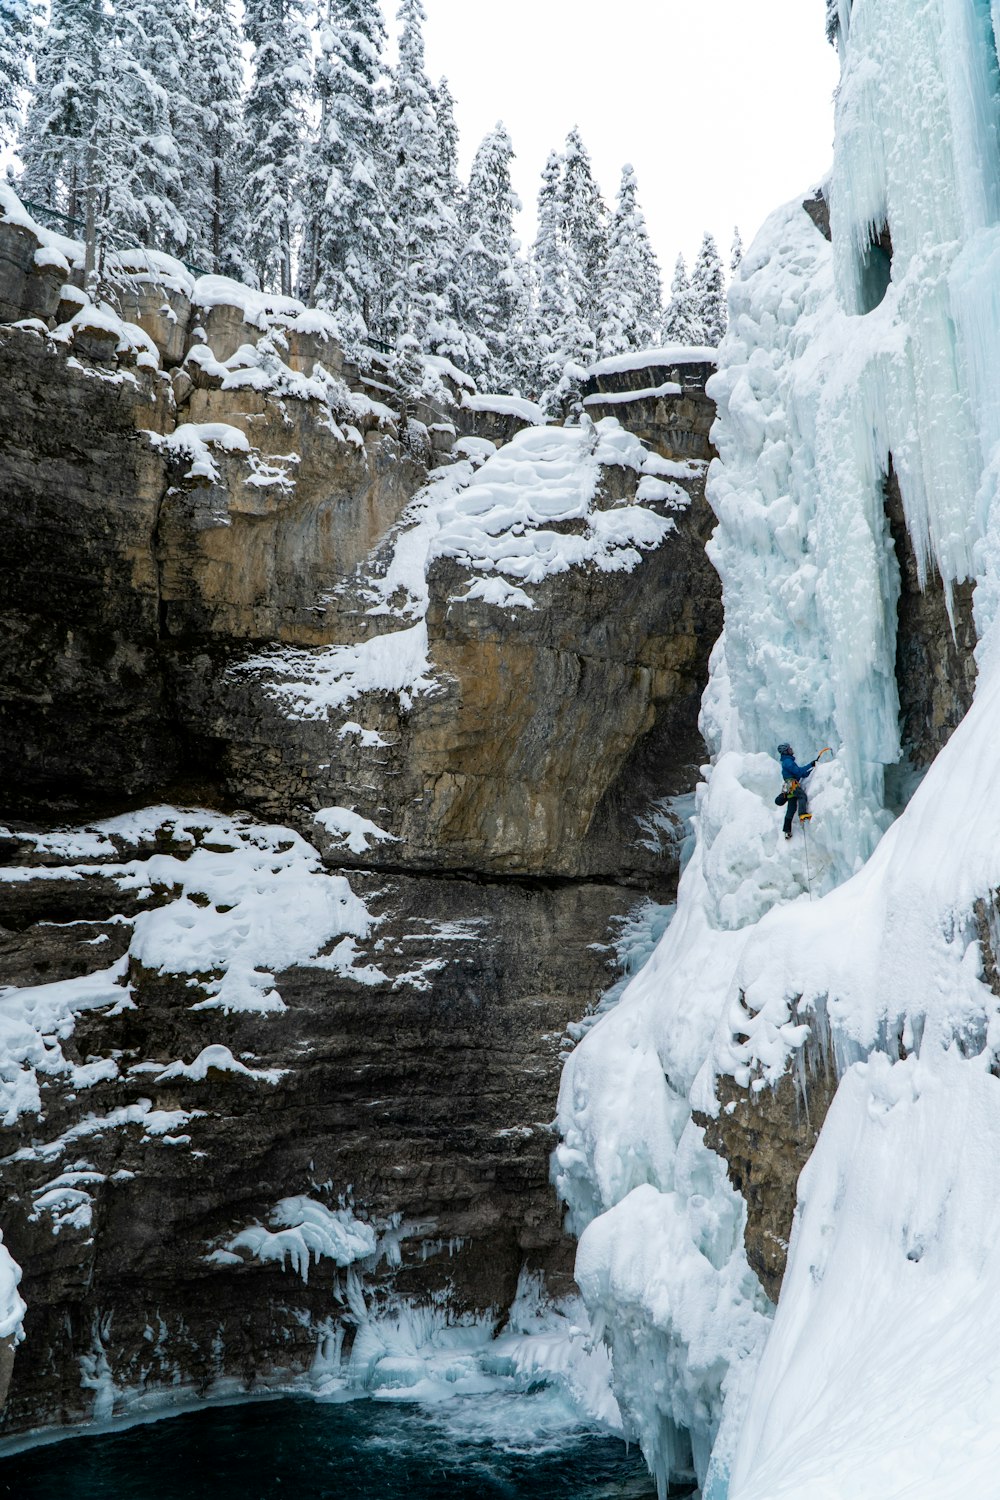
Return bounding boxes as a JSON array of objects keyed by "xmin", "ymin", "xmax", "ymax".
[{"xmin": 2, "ymin": 0, "xmax": 731, "ymax": 418}]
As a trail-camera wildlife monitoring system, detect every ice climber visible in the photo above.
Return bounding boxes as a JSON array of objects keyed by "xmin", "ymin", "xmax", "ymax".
[{"xmin": 776, "ymin": 743, "xmax": 816, "ymax": 839}]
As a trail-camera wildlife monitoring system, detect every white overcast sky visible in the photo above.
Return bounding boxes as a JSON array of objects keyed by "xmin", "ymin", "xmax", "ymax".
[{"xmin": 383, "ymin": 0, "xmax": 840, "ymax": 276}]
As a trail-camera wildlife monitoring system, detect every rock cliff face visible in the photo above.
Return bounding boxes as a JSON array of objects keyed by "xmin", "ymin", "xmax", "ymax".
[{"xmin": 0, "ymin": 200, "xmax": 722, "ymax": 1435}]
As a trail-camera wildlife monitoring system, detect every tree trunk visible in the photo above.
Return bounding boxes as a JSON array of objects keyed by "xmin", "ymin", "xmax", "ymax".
[
  {"xmin": 212, "ymin": 158, "xmax": 222, "ymax": 274},
  {"xmin": 83, "ymin": 144, "xmax": 98, "ymax": 297}
]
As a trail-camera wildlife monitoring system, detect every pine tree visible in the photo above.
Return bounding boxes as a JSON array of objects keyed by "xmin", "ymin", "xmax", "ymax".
[
  {"xmin": 731, "ymin": 225, "xmax": 743, "ymax": 275},
  {"xmin": 542, "ymin": 240, "xmax": 594, "ymax": 413},
  {"xmin": 386, "ymin": 0, "xmax": 465, "ymax": 363},
  {"xmin": 423, "ymin": 71, "xmax": 476, "ymax": 369},
  {"xmin": 522, "ymin": 148, "xmax": 564, "ymax": 401},
  {"xmin": 503, "ymin": 251, "xmax": 534, "ymax": 397},
  {"xmin": 523, "ymin": 126, "xmax": 608, "ymax": 404},
  {"xmin": 188, "ymin": 0, "xmax": 245, "ymax": 276},
  {"xmin": 526, "ymin": 148, "xmax": 595, "ymax": 413},
  {"xmin": 597, "ymin": 163, "xmax": 662, "ymax": 357},
  {"xmin": 243, "ymin": 0, "xmax": 312, "ymax": 294},
  {"xmin": 663, "ymin": 253, "xmax": 699, "ymax": 344},
  {"xmin": 0, "ymin": 0, "xmax": 34, "ymax": 155},
  {"xmin": 560, "ymin": 124, "xmax": 608, "ymax": 326},
  {"xmin": 433, "ymin": 76, "xmax": 462, "ymax": 209},
  {"xmin": 23, "ymin": 0, "xmax": 190, "ymax": 260},
  {"xmin": 20, "ymin": 0, "xmax": 107, "ymax": 221},
  {"xmin": 460, "ymin": 122, "xmax": 522, "ymax": 386},
  {"xmin": 690, "ymin": 231, "xmax": 726, "ymax": 345},
  {"xmin": 303, "ymin": 0, "xmax": 393, "ymax": 340},
  {"xmin": 109, "ymin": 0, "xmax": 190, "ymax": 254}
]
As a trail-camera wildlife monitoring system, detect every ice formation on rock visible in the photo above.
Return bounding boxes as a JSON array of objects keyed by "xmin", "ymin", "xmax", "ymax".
[{"xmin": 557, "ymin": 2, "xmax": 1000, "ymax": 1495}]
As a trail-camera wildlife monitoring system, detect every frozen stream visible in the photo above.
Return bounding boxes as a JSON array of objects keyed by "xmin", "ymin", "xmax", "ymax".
[{"xmin": 0, "ymin": 1395, "xmax": 684, "ymax": 1499}]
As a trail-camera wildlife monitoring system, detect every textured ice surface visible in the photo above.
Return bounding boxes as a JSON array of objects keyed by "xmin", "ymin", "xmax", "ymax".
[
  {"xmin": 223, "ymin": 1198, "xmax": 378, "ymax": 1282},
  {"xmin": 0, "ymin": 1230, "xmax": 25, "ymax": 1345},
  {"xmin": 310, "ymin": 1268, "xmax": 621, "ymax": 1438},
  {"xmin": 557, "ymin": 3, "xmax": 1000, "ymax": 1496},
  {"xmin": 729, "ymin": 1051, "xmax": 1000, "ymax": 1499}
]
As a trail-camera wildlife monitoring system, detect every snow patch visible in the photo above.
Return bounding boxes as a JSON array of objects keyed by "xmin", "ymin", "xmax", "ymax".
[
  {"xmin": 315, "ymin": 807, "xmax": 400, "ymax": 856},
  {"xmin": 222, "ymin": 1197, "xmax": 378, "ymax": 1281},
  {"xmin": 154, "ymin": 1046, "xmax": 286, "ymax": 1087},
  {"xmin": 587, "ymin": 343, "xmax": 717, "ymax": 378}
]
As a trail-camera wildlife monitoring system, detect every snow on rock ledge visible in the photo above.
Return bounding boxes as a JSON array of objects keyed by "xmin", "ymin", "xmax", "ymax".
[
  {"xmin": 219, "ymin": 1197, "xmax": 378, "ymax": 1282},
  {"xmin": 0, "ymin": 807, "xmax": 385, "ymax": 1124}
]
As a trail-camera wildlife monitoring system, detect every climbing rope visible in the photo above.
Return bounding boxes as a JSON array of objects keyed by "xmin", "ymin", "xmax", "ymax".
[
  {"xmin": 801, "ymin": 747, "xmax": 832, "ymax": 900},
  {"xmin": 802, "ymin": 816, "xmax": 813, "ymax": 900}
]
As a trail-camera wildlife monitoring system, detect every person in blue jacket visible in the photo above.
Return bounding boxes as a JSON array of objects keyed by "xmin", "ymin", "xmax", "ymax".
[{"xmin": 776, "ymin": 743, "xmax": 815, "ymax": 839}]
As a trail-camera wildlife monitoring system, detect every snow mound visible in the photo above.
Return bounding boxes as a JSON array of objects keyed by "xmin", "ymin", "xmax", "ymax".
[
  {"xmin": 587, "ymin": 344, "xmax": 717, "ymax": 378},
  {"xmin": 459, "ymin": 391, "xmax": 546, "ymax": 424},
  {"xmin": 234, "ymin": 622, "xmax": 436, "ymax": 722},
  {"xmin": 155, "ymin": 1046, "xmax": 286, "ymax": 1087}
]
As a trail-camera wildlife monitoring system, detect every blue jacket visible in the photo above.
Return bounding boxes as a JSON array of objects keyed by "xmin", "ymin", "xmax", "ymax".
[{"xmin": 780, "ymin": 752, "xmax": 814, "ymax": 784}]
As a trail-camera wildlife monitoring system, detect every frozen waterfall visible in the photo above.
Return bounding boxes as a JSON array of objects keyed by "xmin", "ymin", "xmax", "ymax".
[{"xmin": 556, "ymin": 1, "xmax": 1000, "ymax": 1495}]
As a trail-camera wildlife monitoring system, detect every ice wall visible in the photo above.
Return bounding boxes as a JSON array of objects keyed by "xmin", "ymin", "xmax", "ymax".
[{"xmin": 556, "ymin": 1, "xmax": 1000, "ymax": 1495}]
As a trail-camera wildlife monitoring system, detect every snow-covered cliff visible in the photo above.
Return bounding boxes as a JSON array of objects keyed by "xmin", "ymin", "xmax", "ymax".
[
  {"xmin": 557, "ymin": 2, "xmax": 1000, "ymax": 1495},
  {"xmin": 0, "ymin": 187, "xmax": 726, "ymax": 1439}
]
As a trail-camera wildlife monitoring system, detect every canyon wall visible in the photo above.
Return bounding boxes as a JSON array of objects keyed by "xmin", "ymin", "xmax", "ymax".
[{"xmin": 0, "ymin": 198, "xmax": 722, "ymax": 1434}]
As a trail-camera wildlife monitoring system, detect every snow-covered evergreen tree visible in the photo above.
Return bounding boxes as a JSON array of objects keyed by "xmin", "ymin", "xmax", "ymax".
[
  {"xmin": 187, "ymin": 0, "xmax": 245, "ymax": 275},
  {"xmin": 690, "ymin": 231, "xmax": 726, "ymax": 345},
  {"xmin": 542, "ymin": 240, "xmax": 595, "ymax": 413},
  {"xmin": 109, "ymin": 0, "xmax": 190, "ymax": 253},
  {"xmin": 423, "ymin": 70, "xmax": 477, "ymax": 369},
  {"xmin": 243, "ymin": 0, "xmax": 312, "ymax": 294},
  {"xmin": 521, "ymin": 148, "xmax": 563, "ymax": 400},
  {"xmin": 523, "ymin": 126, "xmax": 609, "ymax": 402},
  {"xmin": 23, "ymin": 0, "xmax": 190, "ymax": 257},
  {"xmin": 460, "ymin": 122, "xmax": 522, "ymax": 386},
  {"xmin": 386, "ymin": 0, "xmax": 466, "ymax": 364},
  {"xmin": 502, "ymin": 252, "xmax": 534, "ymax": 398},
  {"xmin": 663, "ymin": 253, "xmax": 699, "ymax": 344},
  {"xmin": 433, "ymin": 76, "xmax": 461, "ymax": 208},
  {"xmin": 730, "ymin": 225, "xmax": 743, "ymax": 274},
  {"xmin": 0, "ymin": 0, "xmax": 35, "ymax": 154},
  {"xmin": 303, "ymin": 0, "xmax": 394, "ymax": 340},
  {"xmin": 20, "ymin": 0, "xmax": 106, "ymax": 219},
  {"xmin": 597, "ymin": 163, "xmax": 662, "ymax": 357},
  {"xmin": 560, "ymin": 124, "xmax": 608, "ymax": 324},
  {"xmin": 525, "ymin": 149, "xmax": 596, "ymax": 412}
]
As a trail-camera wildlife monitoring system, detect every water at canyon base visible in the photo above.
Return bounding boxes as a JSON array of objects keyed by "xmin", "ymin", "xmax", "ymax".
[{"xmin": 0, "ymin": 1392, "xmax": 689, "ymax": 1499}]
